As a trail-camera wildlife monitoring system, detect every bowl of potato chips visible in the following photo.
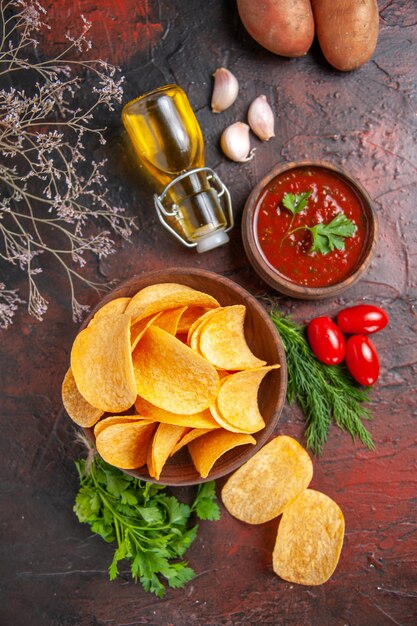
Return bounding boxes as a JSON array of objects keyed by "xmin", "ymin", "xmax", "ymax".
[{"xmin": 62, "ymin": 268, "xmax": 287, "ymax": 485}]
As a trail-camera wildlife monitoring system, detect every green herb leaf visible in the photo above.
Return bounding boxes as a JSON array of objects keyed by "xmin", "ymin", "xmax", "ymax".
[
  {"xmin": 73, "ymin": 457, "xmax": 220, "ymax": 597},
  {"xmin": 308, "ymin": 213, "xmax": 357, "ymax": 254},
  {"xmin": 270, "ymin": 310, "xmax": 374, "ymax": 455},
  {"xmin": 192, "ymin": 481, "xmax": 221, "ymax": 521},
  {"xmin": 282, "ymin": 191, "xmax": 312, "ymax": 216}
]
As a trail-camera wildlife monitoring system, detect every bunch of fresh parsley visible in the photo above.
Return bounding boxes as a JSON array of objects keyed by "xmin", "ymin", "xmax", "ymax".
[
  {"xmin": 74, "ymin": 456, "xmax": 220, "ymax": 597},
  {"xmin": 281, "ymin": 191, "xmax": 357, "ymax": 254}
]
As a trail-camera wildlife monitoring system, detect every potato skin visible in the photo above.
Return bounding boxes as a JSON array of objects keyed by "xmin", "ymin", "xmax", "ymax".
[
  {"xmin": 311, "ymin": 0, "xmax": 379, "ymax": 71},
  {"xmin": 237, "ymin": 0, "xmax": 315, "ymax": 58}
]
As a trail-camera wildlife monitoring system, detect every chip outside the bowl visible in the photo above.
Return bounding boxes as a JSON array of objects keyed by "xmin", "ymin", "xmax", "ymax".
[
  {"xmin": 221, "ymin": 435, "xmax": 313, "ymax": 524},
  {"xmin": 272, "ymin": 489, "xmax": 345, "ymax": 586}
]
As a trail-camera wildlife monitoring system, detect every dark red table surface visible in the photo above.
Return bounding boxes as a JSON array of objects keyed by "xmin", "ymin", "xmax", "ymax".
[{"xmin": 1, "ymin": 2, "xmax": 416, "ymax": 625}]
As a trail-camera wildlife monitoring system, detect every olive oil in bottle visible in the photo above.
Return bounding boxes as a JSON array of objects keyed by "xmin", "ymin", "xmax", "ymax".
[{"xmin": 122, "ymin": 84, "xmax": 233, "ymax": 252}]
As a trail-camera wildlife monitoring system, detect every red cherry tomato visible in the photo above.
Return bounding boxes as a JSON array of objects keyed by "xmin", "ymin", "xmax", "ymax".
[
  {"xmin": 307, "ymin": 316, "xmax": 345, "ymax": 365},
  {"xmin": 337, "ymin": 304, "xmax": 388, "ymax": 335},
  {"xmin": 345, "ymin": 335, "xmax": 380, "ymax": 386}
]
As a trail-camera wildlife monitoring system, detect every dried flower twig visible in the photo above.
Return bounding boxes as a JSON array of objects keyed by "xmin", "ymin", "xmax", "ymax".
[{"xmin": 0, "ymin": 0, "xmax": 136, "ymax": 327}]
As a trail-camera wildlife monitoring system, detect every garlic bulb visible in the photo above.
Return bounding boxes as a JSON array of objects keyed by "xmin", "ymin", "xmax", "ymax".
[
  {"xmin": 211, "ymin": 68, "xmax": 239, "ymax": 113},
  {"xmin": 220, "ymin": 122, "xmax": 255, "ymax": 162},
  {"xmin": 247, "ymin": 95, "xmax": 275, "ymax": 141}
]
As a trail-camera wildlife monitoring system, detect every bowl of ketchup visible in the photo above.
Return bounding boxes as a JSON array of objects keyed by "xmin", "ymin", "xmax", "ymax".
[{"xmin": 242, "ymin": 161, "xmax": 377, "ymax": 299}]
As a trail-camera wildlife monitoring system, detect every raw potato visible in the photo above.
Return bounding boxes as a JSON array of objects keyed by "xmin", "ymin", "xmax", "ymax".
[
  {"xmin": 237, "ymin": 0, "xmax": 314, "ymax": 58},
  {"xmin": 311, "ymin": 0, "xmax": 379, "ymax": 71}
]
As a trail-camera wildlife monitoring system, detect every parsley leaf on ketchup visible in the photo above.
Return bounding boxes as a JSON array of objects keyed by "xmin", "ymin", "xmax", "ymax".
[
  {"xmin": 282, "ymin": 191, "xmax": 312, "ymax": 216},
  {"xmin": 308, "ymin": 213, "xmax": 357, "ymax": 254}
]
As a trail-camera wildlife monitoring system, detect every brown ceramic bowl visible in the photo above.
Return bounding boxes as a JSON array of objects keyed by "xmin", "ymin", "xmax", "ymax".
[
  {"xmin": 81, "ymin": 268, "xmax": 287, "ymax": 486},
  {"xmin": 242, "ymin": 161, "xmax": 378, "ymax": 300}
]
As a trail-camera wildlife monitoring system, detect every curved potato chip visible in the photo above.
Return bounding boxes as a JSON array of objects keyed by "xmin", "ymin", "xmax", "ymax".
[
  {"xmin": 187, "ymin": 308, "xmax": 220, "ymax": 351},
  {"xmin": 90, "ymin": 297, "xmax": 131, "ymax": 323},
  {"xmin": 135, "ymin": 395, "xmax": 219, "ymax": 429},
  {"xmin": 130, "ymin": 312, "xmax": 162, "ymax": 351},
  {"xmin": 273, "ymin": 489, "xmax": 345, "ymax": 585},
  {"xmin": 188, "ymin": 430, "xmax": 256, "ymax": 478},
  {"xmin": 62, "ymin": 368, "xmax": 103, "ymax": 427},
  {"xmin": 214, "ymin": 366, "xmax": 280, "ymax": 433},
  {"xmin": 94, "ymin": 414, "xmax": 152, "ymax": 438},
  {"xmin": 133, "ymin": 326, "xmax": 219, "ymax": 415},
  {"xmin": 148, "ymin": 423, "xmax": 190, "ymax": 480},
  {"xmin": 95, "ymin": 421, "xmax": 156, "ymax": 469},
  {"xmin": 198, "ymin": 305, "xmax": 266, "ymax": 370},
  {"xmin": 221, "ymin": 436, "xmax": 313, "ymax": 524},
  {"xmin": 71, "ymin": 314, "xmax": 136, "ymax": 413},
  {"xmin": 125, "ymin": 283, "xmax": 219, "ymax": 320},
  {"xmin": 152, "ymin": 306, "xmax": 187, "ymax": 335},
  {"xmin": 170, "ymin": 428, "xmax": 216, "ymax": 457},
  {"xmin": 176, "ymin": 306, "xmax": 211, "ymax": 334}
]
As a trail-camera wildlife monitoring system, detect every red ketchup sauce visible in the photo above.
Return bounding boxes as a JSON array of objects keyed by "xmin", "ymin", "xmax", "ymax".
[{"xmin": 255, "ymin": 166, "xmax": 369, "ymax": 288}]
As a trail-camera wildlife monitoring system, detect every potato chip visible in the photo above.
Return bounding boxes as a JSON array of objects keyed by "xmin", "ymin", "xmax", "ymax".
[
  {"xmin": 152, "ymin": 306, "xmax": 187, "ymax": 335},
  {"xmin": 130, "ymin": 312, "xmax": 162, "ymax": 351},
  {"xmin": 125, "ymin": 283, "xmax": 219, "ymax": 320},
  {"xmin": 91, "ymin": 297, "xmax": 131, "ymax": 323},
  {"xmin": 272, "ymin": 489, "xmax": 345, "ymax": 585},
  {"xmin": 133, "ymin": 326, "xmax": 219, "ymax": 414},
  {"xmin": 71, "ymin": 314, "xmax": 137, "ymax": 413},
  {"xmin": 61, "ymin": 368, "xmax": 103, "ymax": 427},
  {"xmin": 221, "ymin": 436, "xmax": 313, "ymax": 524},
  {"xmin": 134, "ymin": 395, "xmax": 219, "ymax": 429},
  {"xmin": 93, "ymin": 414, "xmax": 152, "ymax": 438},
  {"xmin": 95, "ymin": 421, "xmax": 156, "ymax": 469},
  {"xmin": 187, "ymin": 308, "xmax": 220, "ymax": 351},
  {"xmin": 198, "ymin": 305, "xmax": 266, "ymax": 370},
  {"xmin": 148, "ymin": 423, "xmax": 190, "ymax": 480},
  {"xmin": 188, "ymin": 430, "xmax": 256, "ymax": 478},
  {"xmin": 176, "ymin": 306, "xmax": 211, "ymax": 334},
  {"xmin": 213, "ymin": 366, "xmax": 280, "ymax": 433},
  {"xmin": 170, "ymin": 428, "xmax": 216, "ymax": 457}
]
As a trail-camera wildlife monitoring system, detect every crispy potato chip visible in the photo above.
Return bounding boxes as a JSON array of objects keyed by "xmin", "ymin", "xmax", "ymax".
[
  {"xmin": 134, "ymin": 395, "xmax": 219, "ymax": 429},
  {"xmin": 170, "ymin": 428, "xmax": 216, "ymax": 457},
  {"xmin": 125, "ymin": 283, "xmax": 219, "ymax": 320},
  {"xmin": 187, "ymin": 308, "xmax": 220, "ymax": 351},
  {"xmin": 188, "ymin": 430, "xmax": 256, "ymax": 478},
  {"xmin": 273, "ymin": 489, "xmax": 345, "ymax": 585},
  {"xmin": 94, "ymin": 414, "xmax": 152, "ymax": 438},
  {"xmin": 95, "ymin": 421, "xmax": 156, "ymax": 469},
  {"xmin": 91, "ymin": 297, "xmax": 131, "ymax": 323},
  {"xmin": 176, "ymin": 306, "xmax": 211, "ymax": 334},
  {"xmin": 130, "ymin": 312, "xmax": 162, "ymax": 351},
  {"xmin": 61, "ymin": 368, "xmax": 103, "ymax": 427},
  {"xmin": 213, "ymin": 366, "xmax": 280, "ymax": 433},
  {"xmin": 198, "ymin": 305, "xmax": 266, "ymax": 370},
  {"xmin": 221, "ymin": 436, "xmax": 313, "ymax": 524},
  {"xmin": 133, "ymin": 326, "xmax": 219, "ymax": 414},
  {"xmin": 71, "ymin": 314, "xmax": 137, "ymax": 413},
  {"xmin": 152, "ymin": 306, "xmax": 187, "ymax": 335},
  {"xmin": 148, "ymin": 423, "xmax": 190, "ymax": 480}
]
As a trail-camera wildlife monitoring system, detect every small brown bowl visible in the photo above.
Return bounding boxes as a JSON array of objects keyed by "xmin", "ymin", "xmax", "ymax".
[
  {"xmin": 242, "ymin": 161, "xmax": 378, "ymax": 300},
  {"xmin": 81, "ymin": 268, "xmax": 287, "ymax": 486}
]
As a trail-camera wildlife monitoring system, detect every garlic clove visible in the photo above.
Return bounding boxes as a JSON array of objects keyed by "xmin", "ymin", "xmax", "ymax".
[
  {"xmin": 220, "ymin": 122, "xmax": 255, "ymax": 162},
  {"xmin": 247, "ymin": 95, "xmax": 275, "ymax": 141},
  {"xmin": 211, "ymin": 67, "xmax": 239, "ymax": 113}
]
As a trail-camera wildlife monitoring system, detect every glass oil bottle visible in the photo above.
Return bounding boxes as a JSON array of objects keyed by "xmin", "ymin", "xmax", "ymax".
[{"xmin": 122, "ymin": 84, "xmax": 233, "ymax": 252}]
